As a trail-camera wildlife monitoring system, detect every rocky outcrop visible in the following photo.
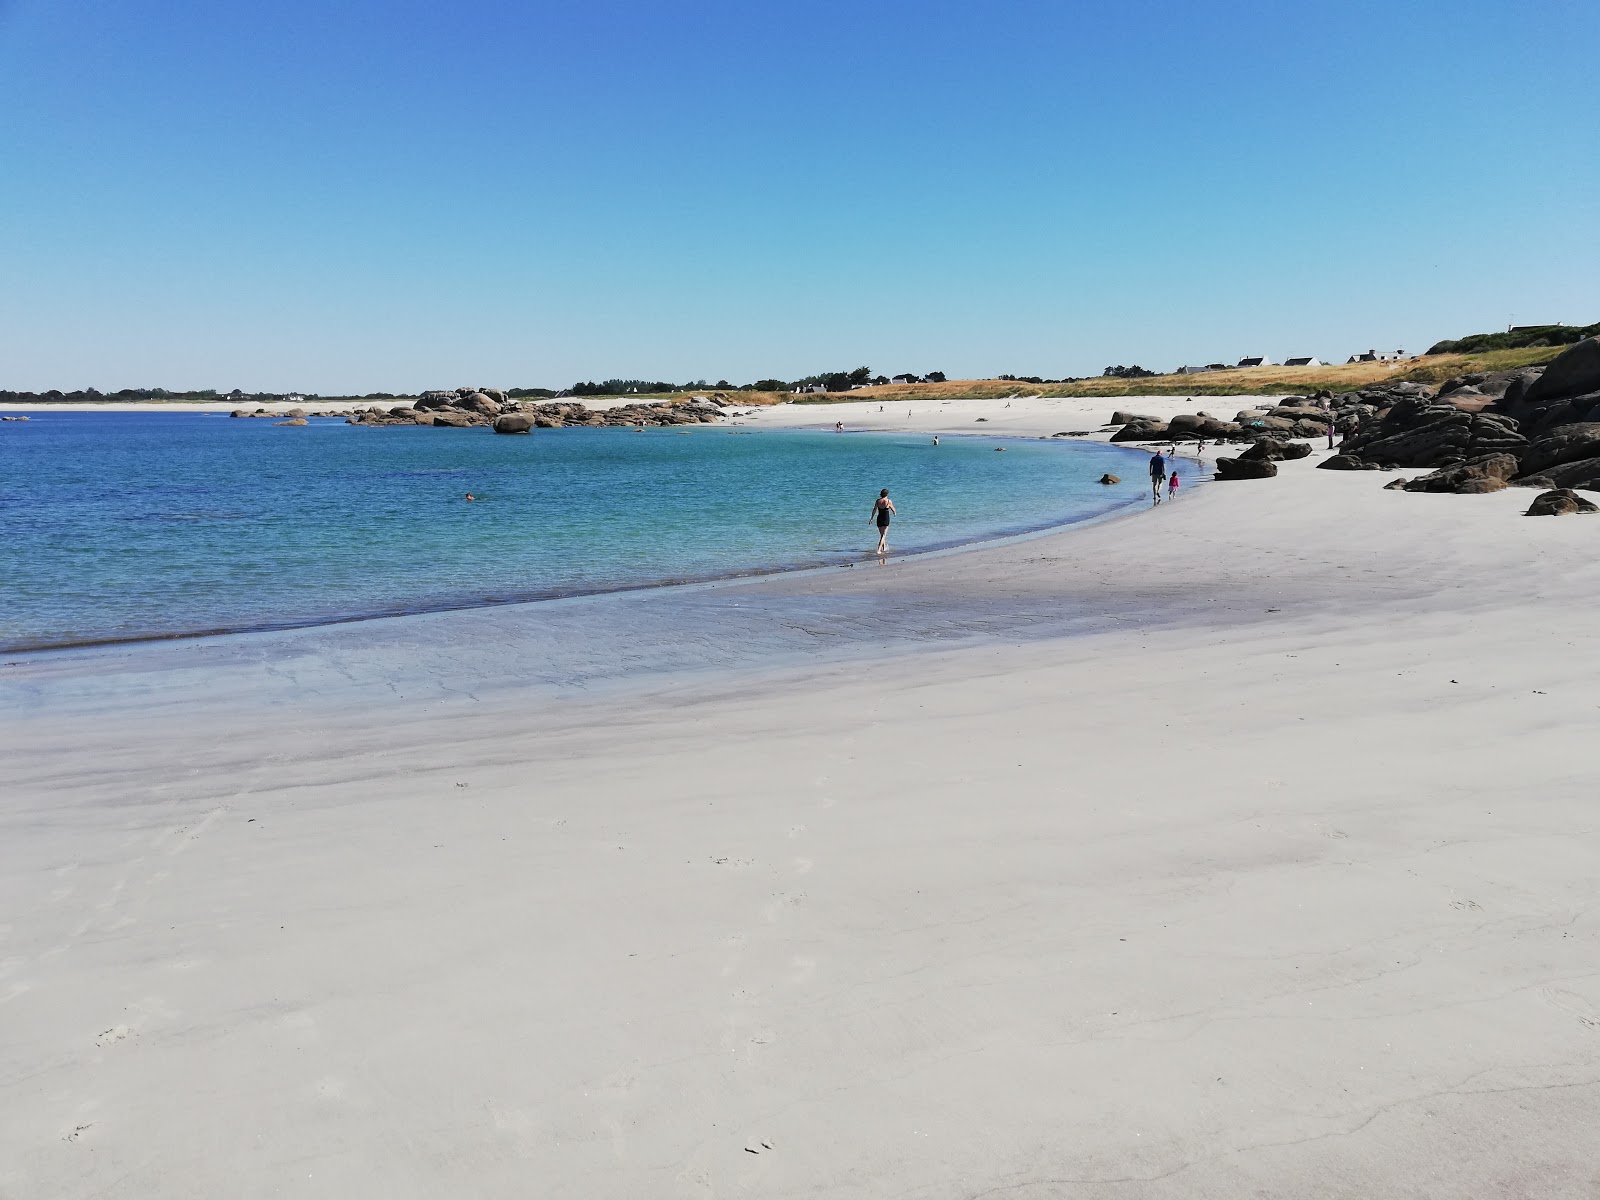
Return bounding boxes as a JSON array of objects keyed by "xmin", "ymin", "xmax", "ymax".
[
  {"xmin": 1317, "ymin": 454, "xmax": 1382, "ymax": 471},
  {"xmin": 1240, "ymin": 439, "xmax": 1311, "ymax": 463},
  {"xmin": 1535, "ymin": 457, "xmax": 1600, "ymax": 491},
  {"xmin": 1338, "ymin": 398, "xmax": 1527, "ymax": 468},
  {"xmin": 274, "ymin": 418, "xmax": 308, "ymax": 426},
  {"xmin": 1526, "ymin": 488, "xmax": 1599, "ymax": 516},
  {"xmin": 346, "ymin": 389, "xmax": 729, "ymax": 431},
  {"xmin": 1521, "ymin": 338, "xmax": 1600, "ymax": 408},
  {"xmin": 1108, "ymin": 418, "xmax": 1169, "ymax": 442},
  {"xmin": 1098, "ymin": 473, "xmax": 1120, "ymax": 485},
  {"xmin": 1213, "ymin": 456, "xmax": 1278, "ymax": 481},
  {"xmin": 1518, "ymin": 422, "xmax": 1600, "ymax": 477},
  {"xmin": 458, "ymin": 392, "xmax": 501, "ymax": 416},
  {"xmin": 1392, "ymin": 453, "xmax": 1520, "ymax": 494}
]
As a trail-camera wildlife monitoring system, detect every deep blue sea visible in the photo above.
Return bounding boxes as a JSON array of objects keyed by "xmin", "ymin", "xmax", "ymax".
[{"xmin": 0, "ymin": 412, "xmax": 1153, "ymax": 652}]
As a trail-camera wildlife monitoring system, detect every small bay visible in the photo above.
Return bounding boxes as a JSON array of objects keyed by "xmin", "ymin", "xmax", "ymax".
[{"xmin": 0, "ymin": 413, "xmax": 1151, "ymax": 652}]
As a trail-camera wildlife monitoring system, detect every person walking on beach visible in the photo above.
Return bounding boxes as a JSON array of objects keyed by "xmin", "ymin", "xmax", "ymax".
[
  {"xmin": 1168, "ymin": 470, "xmax": 1180, "ymax": 501},
  {"xmin": 835, "ymin": 420, "xmax": 844, "ymax": 433},
  {"xmin": 869, "ymin": 488, "xmax": 896, "ymax": 555},
  {"xmin": 1148, "ymin": 450, "xmax": 1167, "ymax": 504}
]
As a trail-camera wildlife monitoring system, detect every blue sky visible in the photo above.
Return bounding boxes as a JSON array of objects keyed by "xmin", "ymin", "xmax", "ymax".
[{"xmin": 1, "ymin": 0, "xmax": 1595, "ymax": 392}]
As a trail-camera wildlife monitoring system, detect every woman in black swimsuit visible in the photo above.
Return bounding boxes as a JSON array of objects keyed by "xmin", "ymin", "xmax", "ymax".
[{"xmin": 869, "ymin": 488, "xmax": 896, "ymax": 555}]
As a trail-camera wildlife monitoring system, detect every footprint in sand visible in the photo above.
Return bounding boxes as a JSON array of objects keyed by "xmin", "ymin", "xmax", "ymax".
[
  {"xmin": 1541, "ymin": 987, "xmax": 1600, "ymax": 1030},
  {"xmin": 760, "ymin": 891, "xmax": 807, "ymax": 923}
]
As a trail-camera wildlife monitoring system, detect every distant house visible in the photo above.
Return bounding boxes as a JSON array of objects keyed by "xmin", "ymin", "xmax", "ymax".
[
  {"xmin": 1348, "ymin": 350, "xmax": 1379, "ymax": 363},
  {"xmin": 1174, "ymin": 365, "xmax": 1216, "ymax": 375},
  {"xmin": 891, "ymin": 373, "xmax": 920, "ymax": 384},
  {"xmin": 1283, "ymin": 356, "xmax": 1324, "ymax": 367},
  {"xmin": 1236, "ymin": 356, "xmax": 1274, "ymax": 368}
]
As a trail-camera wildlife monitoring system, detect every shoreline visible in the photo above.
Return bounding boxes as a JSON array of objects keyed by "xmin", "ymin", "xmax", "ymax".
[{"xmin": 2, "ymin": 427, "xmax": 1159, "ymax": 657}]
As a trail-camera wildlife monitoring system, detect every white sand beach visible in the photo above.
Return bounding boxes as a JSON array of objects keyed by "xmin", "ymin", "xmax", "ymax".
[{"xmin": 4, "ymin": 396, "xmax": 1598, "ymax": 1198}]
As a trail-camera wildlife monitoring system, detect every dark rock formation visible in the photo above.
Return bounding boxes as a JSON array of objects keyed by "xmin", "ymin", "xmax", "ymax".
[
  {"xmin": 1519, "ymin": 422, "xmax": 1600, "ymax": 477},
  {"xmin": 1536, "ymin": 457, "xmax": 1600, "ymax": 491},
  {"xmin": 1098, "ymin": 473, "xmax": 1120, "ymax": 485},
  {"xmin": 1317, "ymin": 454, "xmax": 1381, "ymax": 471},
  {"xmin": 1339, "ymin": 398, "xmax": 1527, "ymax": 468},
  {"xmin": 493, "ymin": 414, "xmax": 535, "ymax": 435},
  {"xmin": 1240, "ymin": 439, "xmax": 1311, "ymax": 463},
  {"xmin": 1109, "ymin": 419, "xmax": 1168, "ymax": 442},
  {"xmin": 1526, "ymin": 488, "xmax": 1599, "ymax": 516},
  {"xmin": 274, "ymin": 418, "xmax": 308, "ymax": 427},
  {"xmin": 1214, "ymin": 456, "xmax": 1278, "ymax": 481},
  {"xmin": 1393, "ymin": 453, "xmax": 1520, "ymax": 494},
  {"xmin": 1521, "ymin": 338, "xmax": 1600, "ymax": 408}
]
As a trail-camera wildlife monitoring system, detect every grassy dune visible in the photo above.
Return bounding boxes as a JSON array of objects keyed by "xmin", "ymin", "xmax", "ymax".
[{"xmin": 759, "ymin": 346, "xmax": 1565, "ymax": 404}]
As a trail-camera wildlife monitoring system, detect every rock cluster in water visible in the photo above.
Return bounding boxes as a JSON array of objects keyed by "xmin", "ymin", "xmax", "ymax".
[
  {"xmin": 345, "ymin": 388, "xmax": 730, "ymax": 432},
  {"xmin": 231, "ymin": 388, "xmax": 732, "ymax": 432}
]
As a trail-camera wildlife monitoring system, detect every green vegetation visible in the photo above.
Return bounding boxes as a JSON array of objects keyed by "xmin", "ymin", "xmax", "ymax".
[{"xmin": 1426, "ymin": 322, "xmax": 1599, "ymax": 355}]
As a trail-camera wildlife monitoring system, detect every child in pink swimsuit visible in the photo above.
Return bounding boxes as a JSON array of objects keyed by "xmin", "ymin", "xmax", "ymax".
[{"xmin": 1168, "ymin": 471, "xmax": 1180, "ymax": 499}]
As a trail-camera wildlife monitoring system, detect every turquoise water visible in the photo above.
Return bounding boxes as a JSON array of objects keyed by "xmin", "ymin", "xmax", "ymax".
[{"xmin": 0, "ymin": 413, "xmax": 1152, "ymax": 652}]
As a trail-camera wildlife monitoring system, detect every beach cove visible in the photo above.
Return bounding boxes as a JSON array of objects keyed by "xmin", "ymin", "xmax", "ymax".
[{"xmin": 4, "ymin": 395, "xmax": 1599, "ymax": 1198}]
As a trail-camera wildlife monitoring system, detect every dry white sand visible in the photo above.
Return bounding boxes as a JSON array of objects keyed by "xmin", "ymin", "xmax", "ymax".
[{"xmin": 4, "ymin": 397, "xmax": 1599, "ymax": 1198}]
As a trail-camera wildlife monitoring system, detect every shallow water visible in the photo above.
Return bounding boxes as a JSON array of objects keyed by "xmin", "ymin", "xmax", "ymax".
[{"xmin": 0, "ymin": 413, "xmax": 1152, "ymax": 651}]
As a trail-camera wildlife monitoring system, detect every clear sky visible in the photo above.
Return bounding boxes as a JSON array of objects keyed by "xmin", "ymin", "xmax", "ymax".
[{"xmin": 2, "ymin": 0, "xmax": 1596, "ymax": 393}]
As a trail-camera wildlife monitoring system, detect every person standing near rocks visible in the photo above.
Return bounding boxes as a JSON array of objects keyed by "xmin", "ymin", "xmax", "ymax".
[
  {"xmin": 1148, "ymin": 450, "xmax": 1168, "ymax": 504},
  {"xmin": 870, "ymin": 488, "xmax": 896, "ymax": 555}
]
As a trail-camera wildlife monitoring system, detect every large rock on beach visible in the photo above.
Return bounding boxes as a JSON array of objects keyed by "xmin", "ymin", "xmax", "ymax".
[
  {"xmin": 1396, "ymin": 453, "xmax": 1520, "ymax": 494},
  {"xmin": 1526, "ymin": 488, "xmax": 1599, "ymax": 516},
  {"xmin": 1110, "ymin": 411, "xmax": 1157, "ymax": 425},
  {"xmin": 1213, "ymin": 456, "xmax": 1278, "ymax": 481},
  {"xmin": 493, "ymin": 413, "xmax": 535, "ymax": 435},
  {"xmin": 1534, "ymin": 457, "xmax": 1600, "ymax": 491},
  {"xmin": 1317, "ymin": 454, "xmax": 1381, "ymax": 471},
  {"xmin": 431, "ymin": 411, "xmax": 479, "ymax": 428},
  {"xmin": 1240, "ymin": 438, "xmax": 1311, "ymax": 462},
  {"xmin": 1519, "ymin": 422, "xmax": 1600, "ymax": 477},
  {"xmin": 1340, "ymin": 398, "xmax": 1528, "ymax": 468},
  {"xmin": 1109, "ymin": 420, "xmax": 1168, "ymax": 442}
]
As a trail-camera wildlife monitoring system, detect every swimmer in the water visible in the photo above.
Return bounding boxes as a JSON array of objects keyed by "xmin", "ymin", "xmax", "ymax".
[{"xmin": 464, "ymin": 493, "xmax": 475, "ymax": 501}]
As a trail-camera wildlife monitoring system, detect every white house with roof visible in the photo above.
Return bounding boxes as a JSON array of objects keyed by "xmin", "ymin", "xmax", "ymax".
[
  {"xmin": 1283, "ymin": 356, "xmax": 1325, "ymax": 367},
  {"xmin": 1236, "ymin": 356, "xmax": 1275, "ymax": 368}
]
